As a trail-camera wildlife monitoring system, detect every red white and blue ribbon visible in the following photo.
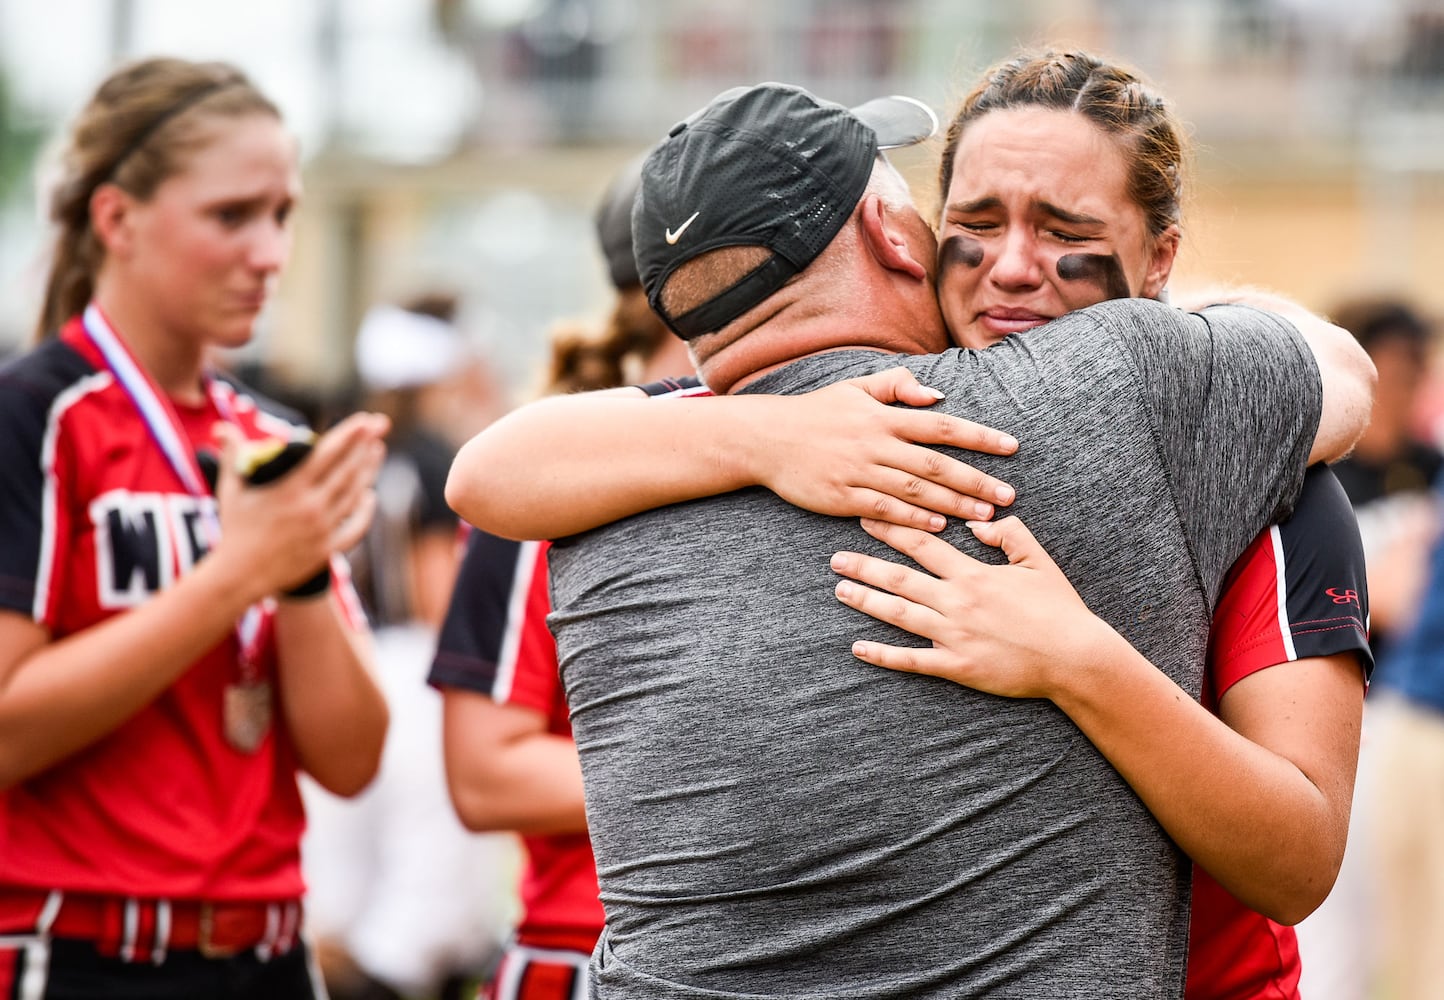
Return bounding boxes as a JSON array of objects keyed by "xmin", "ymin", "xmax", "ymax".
[
  {"xmin": 81, "ymin": 303, "xmax": 267, "ymax": 664},
  {"xmin": 83, "ymin": 304, "xmax": 211, "ymax": 498}
]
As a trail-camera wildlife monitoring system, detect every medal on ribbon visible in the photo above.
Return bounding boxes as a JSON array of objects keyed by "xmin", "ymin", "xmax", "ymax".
[{"xmin": 222, "ymin": 678, "xmax": 274, "ymax": 754}]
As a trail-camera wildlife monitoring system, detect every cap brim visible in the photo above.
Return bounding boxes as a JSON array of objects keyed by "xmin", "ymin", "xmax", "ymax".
[{"xmin": 851, "ymin": 95, "xmax": 938, "ymax": 150}]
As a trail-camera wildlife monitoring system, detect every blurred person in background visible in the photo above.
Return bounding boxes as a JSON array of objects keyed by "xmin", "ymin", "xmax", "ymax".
[
  {"xmin": 350, "ymin": 292, "xmax": 477, "ymax": 629},
  {"xmin": 0, "ymin": 56, "xmax": 389, "ymax": 998},
  {"xmin": 428, "ymin": 158, "xmax": 690, "ymax": 1000},
  {"xmin": 1291, "ymin": 297, "xmax": 1442, "ymax": 1000},
  {"xmin": 544, "ymin": 154, "xmax": 694, "ymax": 393},
  {"xmin": 1328, "ymin": 298, "xmax": 1443, "ymax": 660},
  {"xmin": 301, "ymin": 294, "xmax": 518, "ymax": 1000},
  {"xmin": 1366, "ymin": 470, "xmax": 1444, "ymax": 1000}
]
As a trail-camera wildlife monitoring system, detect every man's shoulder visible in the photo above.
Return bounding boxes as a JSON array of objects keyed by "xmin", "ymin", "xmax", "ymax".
[
  {"xmin": 1036, "ymin": 297, "xmax": 1293, "ymax": 343},
  {"xmin": 1083, "ymin": 297, "xmax": 1303, "ymax": 346},
  {"xmin": 1037, "ymin": 297, "xmax": 1193, "ymax": 347},
  {"xmin": 1027, "ymin": 298, "xmax": 1308, "ymax": 391}
]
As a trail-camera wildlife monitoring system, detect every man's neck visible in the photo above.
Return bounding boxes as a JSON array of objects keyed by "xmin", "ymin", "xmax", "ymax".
[
  {"xmin": 703, "ymin": 299, "xmax": 945, "ymax": 394},
  {"xmin": 726, "ymin": 345, "xmax": 894, "ymax": 393}
]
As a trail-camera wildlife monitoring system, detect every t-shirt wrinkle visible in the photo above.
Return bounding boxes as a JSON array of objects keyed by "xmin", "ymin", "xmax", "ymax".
[{"xmin": 1093, "ymin": 310, "xmax": 1213, "ymax": 616}]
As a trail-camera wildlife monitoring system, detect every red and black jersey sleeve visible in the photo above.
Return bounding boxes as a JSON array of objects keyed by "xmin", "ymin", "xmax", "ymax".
[
  {"xmin": 0, "ymin": 340, "xmax": 100, "ymax": 619},
  {"xmin": 428, "ymin": 527, "xmax": 559, "ymax": 715},
  {"xmin": 1207, "ymin": 464, "xmax": 1372, "ymax": 705},
  {"xmin": 635, "ymin": 374, "xmax": 711, "ymax": 398}
]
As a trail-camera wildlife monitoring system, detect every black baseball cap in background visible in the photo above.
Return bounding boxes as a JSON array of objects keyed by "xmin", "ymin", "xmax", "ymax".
[
  {"xmin": 594, "ymin": 151, "xmax": 648, "ymax": 290},
  {"xmin": 632, "ymin": 82, "xmax": 937, "ymax": 340}
]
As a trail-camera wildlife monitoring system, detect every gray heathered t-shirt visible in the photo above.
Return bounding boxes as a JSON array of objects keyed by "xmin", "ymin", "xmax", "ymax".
[{"xmin": 546, "ymin": 299, "xmax": 1322, "ymax": 999}]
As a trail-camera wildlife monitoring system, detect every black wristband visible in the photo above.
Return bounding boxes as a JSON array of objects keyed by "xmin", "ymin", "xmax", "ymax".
[
  {"xmin": 284, "ymin": 563, "xmax": 332, "ymax": 599},
  {"xmin": 241, "ymin": 436, "xmax": 327, "ymax": 598}
]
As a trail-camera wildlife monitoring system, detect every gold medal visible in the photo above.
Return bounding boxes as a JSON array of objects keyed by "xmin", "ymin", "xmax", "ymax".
[{"xmin": 223, "ymin": 679, "xmax": 273, "ymax": 753}]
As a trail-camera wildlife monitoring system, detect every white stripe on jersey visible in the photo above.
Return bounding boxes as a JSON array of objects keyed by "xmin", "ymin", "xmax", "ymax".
[
  {"xmin": 649, "ymin": 383, "xmax": 713, "ymax": 400},
  {"xmin": 17, "ymin": 936, "xmax": 50, "ymax": 1000},
  {"xmin": 35, "ymin": 371, "xmax": 114, "ymax": 623},
  {"xmin": 494, "ymin": 539, "xmax": 542, "ymax": 702},
  {"xmin": 211, "ymin": 379, "xmax": 308, "ymax": 440},
  {"xmin": 1269, "ymin": 524, "xmax": 1298, "ymax": 662},
  {"xmin": 18, "ymin": 891, "xmax": 61, "ymax": 999},
  {"xmin": 329, "ymin": 553, "xmax": 370, "ymax": 632},
  {"xmin": 662, "ymin": 386, "xmax": 712, "ymax": 400}
]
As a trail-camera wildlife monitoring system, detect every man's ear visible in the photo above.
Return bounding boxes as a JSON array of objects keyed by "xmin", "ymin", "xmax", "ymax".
[
  {"xmin": 858, "ymin": 193, "xmax": 928, "ymax": 281},
  {"xmin": 89, "ymin": 183, "xmax": 134, "ymax": 258}
]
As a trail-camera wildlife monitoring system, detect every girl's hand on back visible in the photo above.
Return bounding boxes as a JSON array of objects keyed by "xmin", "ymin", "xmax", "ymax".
[
  {"xmin": 829, "ymin": 515, "xmax": 1121, "ymax": 699},
  {"xmin": 747, "ymin": 367, "xmax": 1018, "ymax": 531}
]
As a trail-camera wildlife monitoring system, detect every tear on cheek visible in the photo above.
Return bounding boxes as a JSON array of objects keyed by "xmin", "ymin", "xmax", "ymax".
[
  {"xmin": 1056, "ymin": 253, "xmax": 1131, "ymax": 301},
  {"xmin": 939, "ymin": 235, "xmax": 984, "ymax": 274}
]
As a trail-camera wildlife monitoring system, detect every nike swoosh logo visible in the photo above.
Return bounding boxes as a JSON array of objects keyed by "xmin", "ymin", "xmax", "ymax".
[{"xmin": 665, "ymin": 212, "xmax": 700, "ymax": 245}]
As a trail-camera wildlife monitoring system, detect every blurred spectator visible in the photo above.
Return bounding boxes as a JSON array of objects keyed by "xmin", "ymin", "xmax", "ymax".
[
  {"xmin": 1329, "ymin": 298, "xmax": 1443, "ymax": 661},
  {"xmin": 1369, "ymin": 472, "xmax": 1444, "ymax": 1000},
  {"xmin": 352, "ymin": 293, "xmax": 478, "ymax": 629},
  {"xmin": 1295, "ymin": 296, "xmax": 1442, "ymax": 1000},
  {"xmin": 1398, "ymin": 2, "xmax": 1444, "ymax": 83},
  {"xmin": 536, "ymin": 155, "xmax": 693, "ymax": 398},
  {"xmin": 301, "ymin": 294, "xmax": 520, "ymax": 1000}
]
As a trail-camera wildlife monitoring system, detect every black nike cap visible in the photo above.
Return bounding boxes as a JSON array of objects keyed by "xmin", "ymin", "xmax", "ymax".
[{"xmin": 632, "ymin": 82, "xmax": 938, "ymax": 340}]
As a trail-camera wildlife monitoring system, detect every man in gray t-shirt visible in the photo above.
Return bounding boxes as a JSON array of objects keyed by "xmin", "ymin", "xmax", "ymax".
[
  {"xmin": 551, "ymin": 301, "xmax": 1316, "ymax": 998},
  {"xmin": 528, "ymin": 85, "xmax": 1368, "ymax": 998}
]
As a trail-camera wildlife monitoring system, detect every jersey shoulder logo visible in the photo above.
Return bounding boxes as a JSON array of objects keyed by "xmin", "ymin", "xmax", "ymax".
[
  {"xmin": 1326, "ymin": 587, "xmax": 1361, "ymax": 606},
  {"xmin": 665, "ymin": 211, "xmax": 700, "ymax": 245}
]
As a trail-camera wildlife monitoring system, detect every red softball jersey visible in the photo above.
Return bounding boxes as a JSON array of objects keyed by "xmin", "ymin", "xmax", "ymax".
[
  {"xmin": 0, "ymin": 316, "xmax": 349, "ymax": 902},
  {"xmin": 1188, "ymin": 464, "xmax": 1371, "ymax": 1000}
]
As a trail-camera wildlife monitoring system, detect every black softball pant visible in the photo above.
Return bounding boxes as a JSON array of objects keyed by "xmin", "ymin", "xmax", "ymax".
[{"xmin": 0, "ymin": 936, "xmax": 324, "ymax": 1000}]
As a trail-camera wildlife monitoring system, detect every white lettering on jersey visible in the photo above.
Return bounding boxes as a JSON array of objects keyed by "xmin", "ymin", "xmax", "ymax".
[
  {"xmin": 90, "ymin": 491, "xmax": 214, "ymax": 608},
  {"xmin": 168, "ymin": 495, "xmax": 217, "ymax": 576}
]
